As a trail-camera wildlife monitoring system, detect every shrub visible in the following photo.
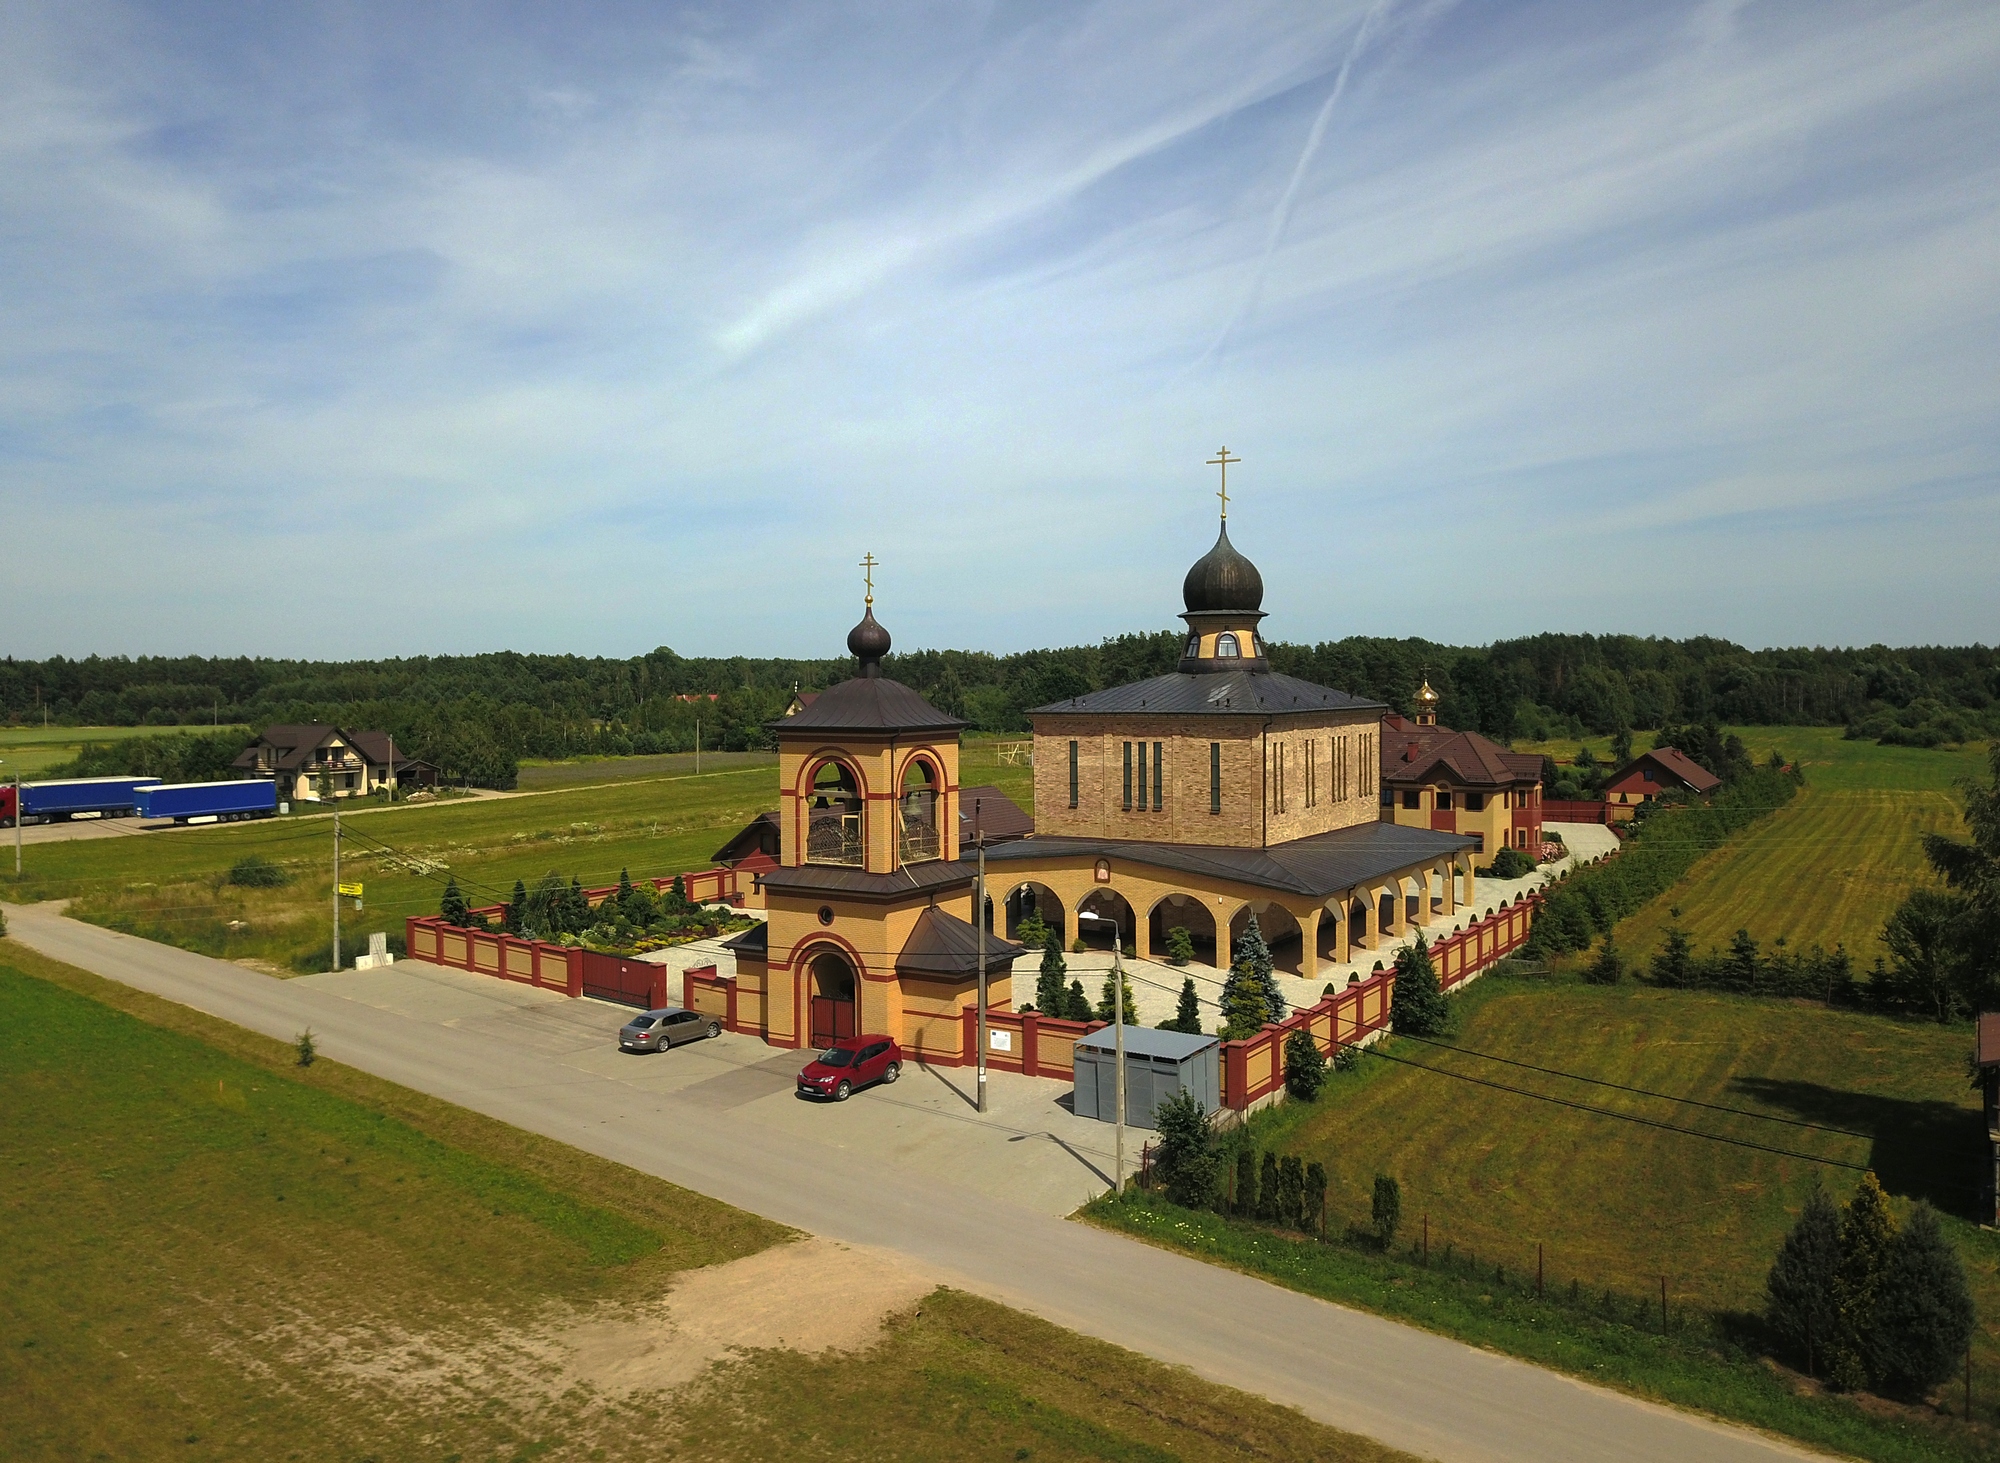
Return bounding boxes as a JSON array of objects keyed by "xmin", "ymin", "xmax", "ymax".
[
  {"xmin": 0, "ymin": 904, "xmax": 7, "ymax": 938},
  {"xmin": 1065, "ymin": 979, "xmax": 1092, "ymax": 1022},
  {"xmin": 226, "ymin": 855, "xmax": 289, "ymax": 889},
  {"xmin": 1372, "ymin": 1174, "xmax": 1401, "ymax": 1248},
  {"xmin": 1277, "ymin": 1155, "xmax": 1306, "ymax": 1230},
  {"xmin": 1831, "ymin": 1171, "xmax": 1897, "ymax": 1390},
  {"xmin": 1865, "ymin": 1203, "xmax": 1977, "ymax": 1398},
  {"xmin": 1479, "ymin": 847, "xmax": 1535, "ymax": 881},
  {"xmin": 1164, "ymin": 925, "xmax": 1194, "ymax": 966},
  {"xmin": 1035, "ymin": 934, "xmax": 1069, "ymax": 1016},
  {"xmin": 1072, "ymin": 937, "xmax": 1088, "ymax": 954},
  {"xmin": 1304, "ymin": 1161, "xmax": 1328, "ymax": 1235},
  {"xmin": 1232, "ymin": 1146, "xmax": 1257, "ymax": 1217},
  {"xmin": 1096, "ymin": 966, "xmax": 1138, "ymax": 1026},
  {"xmin": 1283, "ymin": 1028, "xmax": 1327, "ymax": 1101},
  {"xmin": 1016, "ymin": 910, "xmax": 1050, "ymax": 950},
  {"xmin": 294, "ymin": 1029, "xmax": 317, "ymax": 1067},
  {"xmin": 440, "ymin": 876, "xmax": 469, "ymax": 927},
  {"xmin": 1152, "ymin": 1090, "xmax": 1221, "ymax": 1209}
]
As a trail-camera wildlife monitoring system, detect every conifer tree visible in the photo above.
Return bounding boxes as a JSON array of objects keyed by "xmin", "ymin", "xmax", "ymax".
[
  {"xmin": 505, "ymin": 879, "xmax": 527, "ymax": 936},
  {"xmin": 1584, "ymin": 931, "xmax": 1624, "ymax": 985},
  {"xmin": 440, "ymin": 875, "xmax": 468, "ymax": 927},
  {"xmin": 1278, "ymin": 1155, "xmax": 1306, "ymax": 1230},
  {"xmin": 1651, "ymin": 924, "xmax": 1697, "ymax": 987},
  {"xmin": 1035, "ymin": 932, "xmax": 1069, "ymax": 1016},
  {"xmin": 1830, "ymin": 1171, "xmax": 1898, "ymax": 1390},
  {"xmin": 1164, "ymin": 925, "xmax": 1195, "ymax": 967},
  {"xmin": 1372, "ymin": 1174, "xmax": 1401, "ymax": 1247},
  {"xmin": 1766, "ymin": 1178, "xmax": 1842, "ymax": 1375},
  {"xmin": 1865, "ymin": 1202, "xmax": 1977, "ymax": 1398},
  {"xmin": 1153, "ymin": 1090, "xmax": 1221, "ymax": 1210},
  {"xmin": 566, "ymin": 875, "xmax": 590, "ymax": 934},
  {"xmin": 1233, "ymin": 1146, "xmax": 1257, "ymax": 1217},
  {"xmin": 1391, "ymin": 932, "xmax": 1451, "ymax": 1036},
  {"xmin": 1159, "ymin": 976, "xmax": 1203, "ymax": 1034},
  {"xmin": 1284, "ymin": 1027, "xmax": 1327, "ymax": 1101},
  {"xmin": 1304, "ymin": 1161, "xmax": 1328, "ymax": 1236},
  {"xmin": 1097, "ymin": 965, "xmax": 1138, "ymax": 1026},
  {"xmin": 1233, "ymin": 914, "xmax": 1286, "ymax": 1022},
  {"xmin": 1256, "ymin": 1150, "xmax": 1281, "ymax": 1222},
  {"xmin": 1066, "ymin": 979, "xmax": 1091, "ymax": 1022},
  {"xmin": 1220, "ymin": 960, "xmax": 1270, "ymax": 1040},
  {"xmin": 617, "ymin": 867, "xmax": 635, "ymax": 904}
]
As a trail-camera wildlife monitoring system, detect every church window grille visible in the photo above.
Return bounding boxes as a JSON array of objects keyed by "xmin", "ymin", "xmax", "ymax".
[
  {"xmin": 1210, "ymin": 742, "xmax": 1222, "ymax": 813},
  {"xmin": 1123, "ymin": 741, "xmax": 1133, "ymax": 811},
  {"xmin": 1069, "ymin": 740, "xmax": 1079, "ymax": 808},
  {"xmin": 1153, "ymin": 742, "xmax": 1164, "ymax": 811},
  {"xmin": 1216, "ymin": 632, "xmax": 1241, "ymax": 658}
]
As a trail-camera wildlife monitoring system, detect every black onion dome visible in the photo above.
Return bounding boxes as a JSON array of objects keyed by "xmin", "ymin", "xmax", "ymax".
[
  {"xmin": 847, "ymin": 606, "xmax": 891, "ymax": 673},
  {"xmin": 1182, "ymin": 524, "xmax": 1264, "ymax": 614}
]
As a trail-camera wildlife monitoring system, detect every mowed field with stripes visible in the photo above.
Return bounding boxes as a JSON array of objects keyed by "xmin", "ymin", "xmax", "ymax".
[{"xmin": 1605, "ymin": 727, "xmax": 1991, "ymax": 964}]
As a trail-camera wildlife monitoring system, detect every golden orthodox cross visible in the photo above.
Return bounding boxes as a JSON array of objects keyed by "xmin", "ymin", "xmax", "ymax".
[
  {"xmin": 860, "ymin": 551, "xmax": 878, "ymax": 607},
  {"xmin": 1207, "ymin": 447, "xmax": 1239, "ymax": 520}
]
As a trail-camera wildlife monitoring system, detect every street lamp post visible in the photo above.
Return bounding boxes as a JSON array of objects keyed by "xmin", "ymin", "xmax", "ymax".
[
  {"xmin": 974, "ymin": 798, "xmax": 988, "ymax": 1115},
  {"xmin": 1113, "ymin": 942, "xmax": 1128, "ymax": 1194}
]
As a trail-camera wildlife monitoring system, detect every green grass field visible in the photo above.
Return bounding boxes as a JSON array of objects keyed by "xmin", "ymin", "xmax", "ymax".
[
  {"xmin": 0, "ymin": 724, "xmax": 249, "ymax": 778},
  {"xmin": 1606, "ymin": 728, "xmax": 1988, "ymax": 962},
  {"xmin": 1176, "ymin": 971, "xmax": 2000, "ymax": 1456},
  {"xmin": 1, "ymin": 942, "xmax": 1402, "ymax": 1463},
  {"xmin": 0, "ymin": 738, "xmax": 1036, "ymax": 971}
]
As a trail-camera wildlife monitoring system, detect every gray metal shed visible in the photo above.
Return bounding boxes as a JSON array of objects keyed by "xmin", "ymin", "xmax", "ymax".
[{"xmin": 1071, "ymin": 1025, "xmax": 1221, "ymax": 1129}]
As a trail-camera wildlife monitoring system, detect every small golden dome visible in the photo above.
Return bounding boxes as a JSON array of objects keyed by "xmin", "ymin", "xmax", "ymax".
[{"xmin": 1416, "ymin": 678, "xmax": 1440, "ymax": 705}]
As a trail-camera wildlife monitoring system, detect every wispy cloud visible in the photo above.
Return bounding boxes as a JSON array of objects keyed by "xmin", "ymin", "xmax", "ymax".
[{"xmin": 0, "ymin": 0, "xmax": 1995, "ymax": 657}]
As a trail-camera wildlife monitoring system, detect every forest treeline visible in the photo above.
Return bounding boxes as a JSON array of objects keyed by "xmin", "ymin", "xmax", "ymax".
[{"xmin": 4, "ymin": 632, "xmax": 1995, "ymax": 788}]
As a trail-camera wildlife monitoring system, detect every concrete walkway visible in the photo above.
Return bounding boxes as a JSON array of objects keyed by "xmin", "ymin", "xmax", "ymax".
[{"xmin": 3, "ymin": 902, "xmax": 1824, "ymax": 1463}]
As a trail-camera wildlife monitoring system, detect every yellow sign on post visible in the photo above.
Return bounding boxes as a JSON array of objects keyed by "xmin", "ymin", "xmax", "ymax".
[{"xmin": 337, "ymin": 882, "xmax": 364, "ymax": 898}]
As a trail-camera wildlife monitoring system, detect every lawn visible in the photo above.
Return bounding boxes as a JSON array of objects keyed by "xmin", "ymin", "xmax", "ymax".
[
  {"xmin": 0, "ymin": 941, "xmax": 1403, "ymax": 1463},
  {"xmin": 0, "ymin": 736, "xmax": 1037, "ymax": 971},
  {"xmin": 1137, "ymin": 971, "xmax": 2000, "ymax": 1458},
  {"xmin": 0, "ymin": 723, "xmax": 248, "ymax": 778},
  {"xmin": 1607, "ymin": 728, "xmax": 1989, "ymax": 963}
]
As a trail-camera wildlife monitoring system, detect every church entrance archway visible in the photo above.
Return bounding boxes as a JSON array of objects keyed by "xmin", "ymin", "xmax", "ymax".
[
  {"xmin": 1004, "ymin": 882, "xmax": 1065, "ymax": 945},
  {"xmin": 1148, "ymin": 893, "xmax": 1218, "ymax": 968},
  {"xmin": 1076, "ymin": 889, "xmax": 1135, "ymax": 953},
  {"xmin": 807, "ymin": 949, "xmax": 857, "ymax": 1047}
]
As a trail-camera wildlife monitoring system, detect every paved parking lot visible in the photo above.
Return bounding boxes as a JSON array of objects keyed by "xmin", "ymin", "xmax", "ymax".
[{"xmin": 296, "ymin": 958, "xmax": 1123, "ymax": 1215}]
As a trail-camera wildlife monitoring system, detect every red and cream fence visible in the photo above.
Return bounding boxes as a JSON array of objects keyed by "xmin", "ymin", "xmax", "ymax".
[
  {"xmin": 404, "ymin": 864, "xmax": 748, "ymax": 1008},
  {"xmin": 685, "ymin": 894, "xmax": 1544, "ymax": 1111},
  {"xmin": 1218, "ymin": 894, "xmax": 1542, "ymax": 1111}
]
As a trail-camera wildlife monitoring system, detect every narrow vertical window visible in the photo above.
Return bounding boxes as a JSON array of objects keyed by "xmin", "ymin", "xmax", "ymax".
[
  {"xmin": 1068, "ymin": 739, "xmax": 1079, "ymax": 808},
  {"xmin": 1122, "ymin": 741, "xmax": 1133, "ymax": 811},
  {"xmin": 1210, "ymin": 742, "xmax": 1221, "ymax": 814},
  {"xmin": 1152, "ymin": 742, "xmax": 1164, "ymax": 811},
  {"xmin": 1137, "ymin": 739, "xmax": 1147, "ymax": 810}
]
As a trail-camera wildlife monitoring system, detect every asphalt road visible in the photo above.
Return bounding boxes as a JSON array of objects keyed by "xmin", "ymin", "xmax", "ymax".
[{"xmin": 3, "ymin": 903, "xmax": 1826, "ymax": 1463}]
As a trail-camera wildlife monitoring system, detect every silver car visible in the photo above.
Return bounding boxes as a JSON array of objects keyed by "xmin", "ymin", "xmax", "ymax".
[{"xmin": 618, "ymin": 1006, "xmax": 721, "ymax": 1052}]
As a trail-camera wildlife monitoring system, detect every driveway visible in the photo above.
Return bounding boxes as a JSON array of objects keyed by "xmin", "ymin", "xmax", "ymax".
[{"xmin": 2, "ymin": 902, "xmax": 1826, "ymax": 1463}]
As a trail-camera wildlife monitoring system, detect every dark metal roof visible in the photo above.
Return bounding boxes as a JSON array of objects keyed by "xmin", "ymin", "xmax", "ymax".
[
  {"xmin": 895, "ymin": 906, "xmax": 1026, "ymax": 979},
  {"xmin": 983, "ymin": 820, "xmax": 1472, "ymax": 901},
  {"xmin": 768, "ymin": 675, "xmax": 966, "ymax": 735},
  {"xmin": 1027, "ymin": 668, "xmax": 1384, "ymax": 718},
  {"xmin": 760, "ymin": 858, "xmax": 974, "ymax": 901},
  {"xmin": 711, "ymin": 810, "xmax": 781, "ymax": 866},
  {"xmin": 958, "ymin": 785, "xmax": 1035, "ymax": 844},
  {"xmin": 720, "ymin": 921, "xmax": 769, "ymax": 957},
  {"xmin": 1077, "ymin": 1024, "xmax": 1218, "ymax": 1060}
]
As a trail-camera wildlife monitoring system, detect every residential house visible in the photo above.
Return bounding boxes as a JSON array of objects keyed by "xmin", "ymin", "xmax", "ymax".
[{"xmin": 1602, "ymin": 746, "xmax": 1722, "ymax": 822}]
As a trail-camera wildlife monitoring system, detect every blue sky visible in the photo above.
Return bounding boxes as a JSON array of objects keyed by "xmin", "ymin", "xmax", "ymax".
[{"xmin": 3, "ymin": 0, "xmax": 1996, "ymax": 660}]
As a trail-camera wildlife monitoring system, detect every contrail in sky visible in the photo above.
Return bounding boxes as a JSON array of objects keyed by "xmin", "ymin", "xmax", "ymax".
[{"xmin": 1201, "ymin": 1, "xmax": 1395, "ymax": 368}]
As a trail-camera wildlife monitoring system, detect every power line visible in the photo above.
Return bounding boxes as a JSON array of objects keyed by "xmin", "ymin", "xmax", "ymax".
[
  {"xmin": 1357, "ymin": 1045, "xmax": 1872, "ymax": 1172},
  {"xmin": 1392, "ymin": 1034, "xmax": 1873, "ymax": 1138}
]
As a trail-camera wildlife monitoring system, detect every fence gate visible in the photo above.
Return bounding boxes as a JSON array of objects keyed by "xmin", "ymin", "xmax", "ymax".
[{"xmin": 580, "ymin": 952, "xmax": 658, "ymax": 1009}]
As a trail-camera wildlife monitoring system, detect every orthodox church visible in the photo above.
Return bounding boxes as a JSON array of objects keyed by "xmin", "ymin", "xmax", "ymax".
[{"xmin": 719, "ymin": 498, "xmax": 1478, "ymax": 1058}]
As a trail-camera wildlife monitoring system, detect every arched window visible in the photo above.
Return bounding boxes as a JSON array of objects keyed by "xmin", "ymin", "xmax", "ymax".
[
  {"xmin": 806, "ymin": 760, "xmax": 863, "ymax": 866},
  {"xmin": 1215, "ymin": 632, "xmax": 1241, "ymax": 658},
  {"xmin": 899, "ymin": 757, "xmax": 939, "ymax": 863}
]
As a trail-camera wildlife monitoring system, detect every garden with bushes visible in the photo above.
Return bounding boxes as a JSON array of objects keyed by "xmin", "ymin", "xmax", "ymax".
[{"xmin": 435, "ymin": 869, "xmax": 755, "ymax": 958}]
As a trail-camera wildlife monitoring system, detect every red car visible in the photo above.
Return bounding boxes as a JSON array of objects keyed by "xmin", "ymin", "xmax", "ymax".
[{"xmin": 797, "ymin": 1035, "xmax": 902, "ymax": 1101}]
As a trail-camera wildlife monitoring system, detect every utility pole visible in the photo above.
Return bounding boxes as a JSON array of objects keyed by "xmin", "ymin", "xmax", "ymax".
[
  {"xmin": 331, "ymin": 801, "xmax": 341, "ymax": 973},
  {"xmin": 695, "ymin": 717, "xmax": 701, "ymax": 776},
  {"xmin": 975, "ymin": 798, "xmax": 988, "ymax": 1115},
  {"xmin": 1113, "ymin": 944, "xmax": 1128, "ymax": 1194},
  {"xmin": 9, "ymin": 763, "xmax": 20, "ymax": 876},
  {"xmin": 387, "ymin": 732, "xmax": 397, "ymax": 802}
]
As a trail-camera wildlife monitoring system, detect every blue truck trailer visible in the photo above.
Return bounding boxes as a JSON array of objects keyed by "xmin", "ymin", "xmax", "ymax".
[
  {"xmin": 134, "ymin": 779, "xmax": 278, "ymax": 823},
  {"xmin": 1, "ymin": 776, "xmax": 163, "ymax": 825}
]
